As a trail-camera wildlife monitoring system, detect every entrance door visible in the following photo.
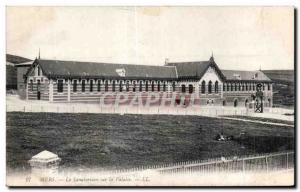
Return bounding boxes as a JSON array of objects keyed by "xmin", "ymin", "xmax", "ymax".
[
  {"xmin": 234, "ymin": 99, "xmax": 238, "ymax": 107},
  {"xmin": 37, "ymin": 91, "xmax": 41, "ymax": 100},
  {"xmin": 37, "ymin": 80, "xmax": 41, "ymax": 100}
]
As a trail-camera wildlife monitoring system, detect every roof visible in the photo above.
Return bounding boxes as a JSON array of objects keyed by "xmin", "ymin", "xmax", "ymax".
[
  {"xmin": 6, "ymin": 54, "xmax": 32, "ymax": 64},
  {"xmin": 31, "ymin": 150, "xmax": 59, "ymax": 161},
  {"xmin": 166, "ymin": 57, "xmax": 226, "ymax": 80},
  {"xmin": 37, "ymin": 59, "xmax": 177, "ymax": 80},
  {"xmin": 222, "ymin": 70, "xmax": 272, "ymax": 82}
]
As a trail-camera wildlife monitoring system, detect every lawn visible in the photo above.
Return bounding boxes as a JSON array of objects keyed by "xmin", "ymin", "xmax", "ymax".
[{"xmin": 6, "ymin": 112, "xmax": 294, "ymax": 172}]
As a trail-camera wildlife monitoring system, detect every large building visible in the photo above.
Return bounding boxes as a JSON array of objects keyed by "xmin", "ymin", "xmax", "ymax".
[{"xmin": 24, "ymin": 56, "xmax": 273, "ymax": 107}]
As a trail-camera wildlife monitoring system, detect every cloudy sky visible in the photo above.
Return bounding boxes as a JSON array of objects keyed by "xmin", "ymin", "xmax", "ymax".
[{"xmin": 7, "ymin": 6, "xmax": 294, "ymax": 70}]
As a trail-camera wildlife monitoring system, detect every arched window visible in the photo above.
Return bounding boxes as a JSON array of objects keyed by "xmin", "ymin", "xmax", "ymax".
[
  {"xmin": 208, "ymin": 81, "xmax": 212, "ymax": 94},
  {"xmin": 223, "ymin": 84, "xmax": 226, "ymax": 91},
  {"xmin": 181, "ymin": 85, "xmax": 186, "ymax": 93},
  {"xmin": 201, "ymin": 81, "xmax": 206, "ymax": 94},
  {"xmin": 188, "ymin": 84, "xmax": 193, "ymax": 94},
  {"xmin": 238, "ymin": 84, "xmax": 241, "ymax": 91},
  {"xmin": 81, "ymin": 80, "xmax": 85, "ymax": 92},
  {"xmin": 119, "ymin": 81, "xmax": 123, "ymax": 92},
  {"xmin": 145, "ymin": 81, "xmax": 148, "ymax": 92},
  {"xmin": 151, "ymin": 81, "xmax": 155, "ymax": 92},
  {"xmin": 249, "ymin": 84, "xmax": 252, "ymax": 91},
  {"xmin": 139, "ymin": 81, "xmax": 143, "ymax": 92},
  {"xmin": 30, "ymin": 79, "xmax": 33, "ymax": 91},
  {"xmin": 157, "ymin": 81, "xmax": 161, "ymax": 92},
  {"xmin": 172, "ymin": 82, "xmax": 176, "ymax": 92},
  {"xmin": 90, "ymin": 80, "xmax": 93, "ymax": 92},
  {"xmin": 253, "ymin": 84, "xmax": 256, "ymax": 91},
  {"xmin": 234, "ymin": 83, "xmax": 237, "ymax": 91},
  {"xmin": 163, "ymin": 82, "xmax": 166, "ymax": 92},
  {"xmin": 215, "ymin": 81, "xmax": 219, "ymax": 93},
  {"xmin": 112, "ymin": 80, "xmax": 116, "ymax": 92},
  {"xmin": 97, "ymin": 80, "xmax": 101, "ymax": 92},
  {"xmin": 262, "ymin": 83, "xmax": 265, "ymax": 90},
  {"xmin": 126, "ymin": 81, "xmax": 129, "ymax": 92},
  {"xmin": 267, "ymin": 83, "xmax": 270, "ymax": 90},
  {"xmin": 133, "ymin": 81, "xmax": 136, "ymax": 92},
  {"xmin": 105, "ymin": 80, "xmax": 108, "ymax": 92},
  {"xmin": 231, "ymin": 84, "xmax": 233, "ymax": 91}
]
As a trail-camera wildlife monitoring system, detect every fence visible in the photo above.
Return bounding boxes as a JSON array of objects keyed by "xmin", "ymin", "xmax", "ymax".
[
  {"xmin": 100, "ymin": 151, "xmax": 294, "ymax": 175},
  {"xmin": 7, "ymin": 103, "xmax": 252, "ymax": 117}
]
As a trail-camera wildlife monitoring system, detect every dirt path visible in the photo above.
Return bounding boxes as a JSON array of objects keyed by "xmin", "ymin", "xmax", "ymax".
[{"xmin": 219, "ymin": 116, "xmax": 294, "ymax": 127}]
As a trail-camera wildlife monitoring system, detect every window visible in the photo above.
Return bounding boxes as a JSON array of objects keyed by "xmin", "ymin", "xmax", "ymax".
[
  {"xmin": 105, "ymin": 81, "xmax": 108, "ymax": 92},
  {"xmin": 241, "ymin": 84, "xmax": 244, "ymax": 91},
  {"xmin": 81, "ymin": 80, "xmax": 85, "ymax": 92},
  {"xmin": 268, "ymin": 83, "xmax": 270, "ymax": 90},
  {"xmin": 201, "ymin": 81, "xmax": 206, "ymax": 94},
  {"xmin": 37, "ymin": 80, "xmax": 41, "ymax": 92},
  {"xmin": 126, "ymin": 81, "xmax": 130, "ymax": 92},
  {"xmin": 97, "ymin": 80, "xmax": 101, "ymax": 92},
  {"xmin": 249, "ymin": 84, "xmax": 252, "ymax": 91},
  {"xmin": 262, "ymin": 84, "xmax": 265, "ymax": 91},
  {"xmin": 172, "ymin": 82, "xmax": 176, "ymax": 92},
  {"xmin": 246, "ymin": 84, "xmax": 248, "ymax": 91},
  {"xmin": 223, "ymin": 84, "xmax": 226, "ymax": 91},
  {"xmin": 234, "ymin": 83, "xmax": 237, "ymax": 91},
  {"xmin": 133, "ymin": 81, "xmax": 136, "ymax": 92},
  {"xmin": 30, "ymin": 79, "xmax": 33, "ymax": 91},
  {"xmin": 139, "ymin": 81, "xmax": 143, "ymax": 92},
  {"xmin": 58, "ymin": 80, "xmax": 64, "ymax": 93},
  {"xmin": 208, "ymin": 81, "xmax": 212, "ymax": 94},
  {"xmin": 145, "ymin": 81, "xmax": 148, "ymax": 92},
  {"xmin": 231, "ymin": 84, "xmax": 233, "ymax": 91},
  {"xmin": 163, "ymin": 82, "xmax": 166, "ymax": 92},
  {"xmin": 157, "ymin": 82, "xmax": 160, "ymax": 92},
  {"xmin": 119, "ymin": 81, "xmax": 123, "ymax": 92},
  {"xmin": 112, "ymin": 81, "xmax": 116, "ymax": 92},
  {"xmin": 37, "ymin": 66, "xmax": 40, "ymax": 76},
  {"xmin": 253, "ymin": 84, "xmax": 256, "ymax": 91},
  {"xmin": 90, "ymin": 80, "xmax": 93, "ymax": 92},
  {"xmin": 188, "ymin": 84, "xmax": 193, "ymax": 94},
  {"xmin": 151, "ymin": 81, "xmax": 155, "ymax": 92},
  {"xmin": 73, "ymin": 80, "xmax": 77, "ymax": 92},
  {"xmin": 181, "ymin": 85, "xmax": 186, "ymax": 93},
  {"xmin": 215, "ymin": 81, "xmax": 219, "ymax": 93}
]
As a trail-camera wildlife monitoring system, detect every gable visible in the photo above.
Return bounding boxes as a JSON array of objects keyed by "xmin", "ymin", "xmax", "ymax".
[{"xmin": 199, "ymin": 66, "xmax": 223, "ymax": 83}]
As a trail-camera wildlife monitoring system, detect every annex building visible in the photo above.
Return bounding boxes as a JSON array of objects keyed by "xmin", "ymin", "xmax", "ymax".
[{"xmin": 24, "ymin": 56, "xmax": 273, "ymax": 107}]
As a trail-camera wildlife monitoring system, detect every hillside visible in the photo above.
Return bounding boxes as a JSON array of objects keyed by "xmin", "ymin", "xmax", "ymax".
[{"xmin": 262, "ymin": 70, "xmax": 294, "ymax": 107}]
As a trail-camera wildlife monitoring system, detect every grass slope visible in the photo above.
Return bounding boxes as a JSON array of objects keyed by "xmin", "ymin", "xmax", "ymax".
[{"xmin": 6, "ymin": 112, "xmax": 294, "ymax": 171}]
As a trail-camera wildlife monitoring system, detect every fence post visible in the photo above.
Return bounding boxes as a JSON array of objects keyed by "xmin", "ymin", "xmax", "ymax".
[
  {"xmin": 265, "ymin": 156, "xmax": 269, "ymax": 173},
  {"xmin": 242, "ymin": 158, "xmax": 245, "ymax": 173},
  {"xmin": 286, "ymin": 153, "xmax": 289, "ymax": 170}
]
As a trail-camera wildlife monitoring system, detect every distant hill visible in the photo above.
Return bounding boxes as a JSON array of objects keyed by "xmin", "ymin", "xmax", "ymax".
[
  {"xmin": 6, "ymin": 54, "xmax": 32, "ymax": 90},
  {"xmin": 262, "ymin": 70, "xmax": 294, "ymax": 108},
  {"xmin": 6, "ymin": 54, "xmax": 32, "ymax": 64}
]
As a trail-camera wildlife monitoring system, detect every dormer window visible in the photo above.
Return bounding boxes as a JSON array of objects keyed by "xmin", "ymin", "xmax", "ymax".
[{"xmin": 233, "ymin": 74, "xmax": 241, "ymax": 80}]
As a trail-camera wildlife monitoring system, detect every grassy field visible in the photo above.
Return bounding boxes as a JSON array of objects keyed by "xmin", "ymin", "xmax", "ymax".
[{"xmin": 6, "ymin": 112, "xmax": 294, "ymax": 171}]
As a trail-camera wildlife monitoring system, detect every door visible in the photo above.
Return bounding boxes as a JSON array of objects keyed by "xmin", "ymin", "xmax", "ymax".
[
  {"xmin": 234, "ymin": 99, "xmax": 238, "ymax": 107},
  {"xmin": 37, "ymin": 80, "xmax": 41, "ymax": 100}
]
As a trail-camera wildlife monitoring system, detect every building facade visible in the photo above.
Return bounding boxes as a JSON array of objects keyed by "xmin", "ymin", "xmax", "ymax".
[{"xmin": 24, "ymin": 56, "xmax": 273, "ymax": 107}]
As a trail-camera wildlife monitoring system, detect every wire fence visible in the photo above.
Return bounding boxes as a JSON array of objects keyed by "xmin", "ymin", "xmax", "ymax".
[{"xmin": 98, "ymin": 151, "xmax": 294, "ymax": 175}]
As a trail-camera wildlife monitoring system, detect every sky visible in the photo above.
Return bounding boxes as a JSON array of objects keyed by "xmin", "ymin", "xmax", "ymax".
[{"xmin": 6, "ymin": 6, "xmax": 294, "ymax": 70}]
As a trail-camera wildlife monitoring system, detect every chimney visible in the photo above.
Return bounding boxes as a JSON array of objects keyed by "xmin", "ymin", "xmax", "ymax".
[{"xmin": 165, "ymin": 58, "xmax": 169, "ymax": 65}]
